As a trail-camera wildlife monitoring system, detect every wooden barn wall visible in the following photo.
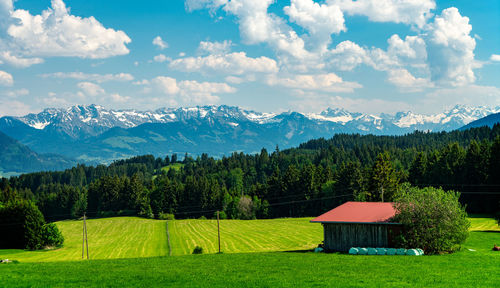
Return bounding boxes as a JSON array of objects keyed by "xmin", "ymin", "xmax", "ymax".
[{"xmin": 323, "ymin": 223, "xmax": 398, "ymax": 252}]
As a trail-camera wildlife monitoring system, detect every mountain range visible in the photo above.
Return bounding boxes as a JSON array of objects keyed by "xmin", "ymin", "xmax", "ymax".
[{"xmin": 0, "ymin": 104, "xmax": 499, "ymax": 168}]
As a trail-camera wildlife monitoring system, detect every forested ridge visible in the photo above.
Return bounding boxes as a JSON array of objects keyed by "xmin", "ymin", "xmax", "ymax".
[{"xmin": 1, "ymin": 125, "xmax": 499, "ymax": 221}]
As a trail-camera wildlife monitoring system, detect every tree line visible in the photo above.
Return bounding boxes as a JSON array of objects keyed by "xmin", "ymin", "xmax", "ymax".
[{"xmin": 1, "ymin": 125, "xmax": 499, "ymax": 221}]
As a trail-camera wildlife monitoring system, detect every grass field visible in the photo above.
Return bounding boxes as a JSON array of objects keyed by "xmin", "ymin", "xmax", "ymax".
[
  {"xmin": 0, "ymin": 231, "xmax": 498, "ymax": 287},
  {"xmin": 169, "ymin": 218, "xmax": 322, "ymax": 255},
  {"xmin": 0, "ymin": 216, "xmax": 499, "ymax": 287},
  {"xmin": 1, "ymin": 216, "xmax": 498, "ymax": 262},
  {"xmin": 0, "ymin": 217, "xmax": 167, "ymax": 262}
]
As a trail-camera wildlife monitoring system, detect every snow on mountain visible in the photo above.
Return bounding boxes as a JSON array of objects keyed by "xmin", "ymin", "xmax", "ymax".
[{"xmin": 5, "ymin": 104, "xmax": 500, "ymax": 140}]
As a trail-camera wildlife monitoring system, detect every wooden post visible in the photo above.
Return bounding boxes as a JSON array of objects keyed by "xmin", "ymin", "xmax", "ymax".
[
  {"xmin": 217, "ymin": 211, "xmax": 221, "ymax": 253},
  {"xmin": 82, "ymin": 213, "xmax": 85, "ymax": 259},
  {"xmin": 84, "ymin": 213, "xmax": 89, "ymax": 260}
]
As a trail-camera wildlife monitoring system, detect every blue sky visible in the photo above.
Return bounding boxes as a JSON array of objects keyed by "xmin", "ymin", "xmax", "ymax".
[{"xmin": 0, "ymin": 0, "xmax": 498, "ymax": 116}]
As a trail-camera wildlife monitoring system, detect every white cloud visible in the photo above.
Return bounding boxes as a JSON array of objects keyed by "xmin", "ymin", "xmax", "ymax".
[
  {"xmin": 327, "ymin": 40, "xmax": 370, "ymax": 71},
  {"xmin": 3, "ymin": 88, "xmax": 29, "ymax": 98},
  {"xmin": 387, "ymin": 69, "xmax": 431, "ymax": 91},
  {"xmin": 152, "ymin": 77, "xmax": 180, "ymax": 95},
  {"xmin": 198, "ymin": 40, "xmax": 232, "ymax": 55},
  {"xmin": 0, "ymin": 51, "xmax": 44, "ymax": 68},
  {"xmin": 289, "ymin": 92, "xmax": 411, "ymax": 114},
  {"xmin": 0, "ymin": 100, "xmax": 33, "ymax": 117},
  {"xmin": 267, "ymin": 73, "xmax": 362, "ymax": 93},
  {"xmin": 420, "ymin": 85, "xmax": 500, "ymax": 113},
  {"xmin": 191, "ymin": 0, "xmax": 310, "ymax": 59},
  {"xmin": 490, "ymin": 54, "xmax": 500, "ymax": 62},
  {"xmin": 0, "ymin": 70, "xmax": 13, "ymax": 86},
  {"xmin": 284, "ymin": 0, "xmax": 345, "ymax": 52},
  {"xmin": 185, "ymin": 0, "xmax": 227, "ymax": 12},
  {"xmin": 153, "ymin": 36, "xmax": 168, "ymax": 50},
  {"xmin": 169, "ymin": 51, "xmax": 278, "ymax": 75},
  {"xmin": 330, "ymin": 0, "xmax": 436, "ymax": 28},
  {"xmin": 0, "ymin": 0, "xmax": 130, "ymax": 66},
  {"xmin": 387, "ymin": 34, "xmax": 427, "ymax": 65},
  {"xmin": 425, "ymin": 7, "xmax": 476, "ymax": 86},
  {"xmin": 150, "ymin": 76, "xmax": 236, "ymax": 105},
  {"xmin": 41, "ymin": 72, "xmax": 134, "ymax": 83},
  {"xmin": 110, "ymin": 93, "xmax": 131, "ymax": 103},
  {"xmin": 153, "ymin": 54, "xmax": 170, "ymax": 63},
  {"xmin": 77, "ymin": 82, "xmax": 105, "ymax": 97}
]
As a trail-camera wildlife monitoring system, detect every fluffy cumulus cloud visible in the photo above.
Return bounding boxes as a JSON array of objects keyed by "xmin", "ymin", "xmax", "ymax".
[
  {"xmin": 77, "ymin": 82, "xmax": 105, "ymax": 97},
  {"xmin": 387, "ymin": 69, "xmax": 431, "ymax": 91},
  {"xmin": 170, "ymin": 50, "xmax": 278, "ymax": 75},
  {"xmin": 198, "ymin": 40, "xmax": 232, "ymax": 55},
  {"xmin": 41, "ymin": 72, "xmax": 134, "ymax": 83},
  {"xmin": 267, "ymin": 73, "xmax": 362, "ymax": 93},
  {"xmin": 0, "ymin": 0, "xmax": 130, "ymax": 67},
  {"xmin": 153, "ymin": 36, "xmax": 168, "ymax": 50},
  {"xmin": 330, "ymin": 0, "xmax": 436, "ymax": 28},
  {"xmin": 153, "ymin": 54, "xmax": 170, "ymax": 63},
  {"xmin": 425, "ymin": 7, "xmax": 476, "ymax": 86},
  {"xmin": 490, "ymin": 54, "xmax": 500, "ymax": 62},
  {"xmin": 150, "ymin": 76, "xmax": 236, "ymax": 105},
  {"xmin": 284, "ymin": 0, "xmax": 345, "ymax": 52},
  {"xmin": 189, "ymin": 0, "xmax": 310, "ymax": 59},
  {"xmin": 0, "ymin": 70, "xmax": 13, "ymax": 86}
]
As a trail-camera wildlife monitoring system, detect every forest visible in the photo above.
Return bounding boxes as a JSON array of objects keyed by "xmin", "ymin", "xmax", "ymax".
[{"xmin": 1, "ymin": 124, "xmax": 499, "ymax": 221}]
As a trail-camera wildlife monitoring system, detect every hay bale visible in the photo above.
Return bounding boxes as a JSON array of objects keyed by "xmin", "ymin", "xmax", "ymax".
[
  {"xmin": 386, "ymin": 248, "xmax": 396, "ymax": 255},
  {"xmin": 376, "ymin": 248, "xmax": 387, "ymax": 255},
  {"xmin": 358, "ymin": 248, "xmax": 368, "ymax": 255},
  {"xmin": 367, "ymin": 248, "xmax": 377, "ymax": 255},
  {"xmin": 349, "ymin": 247, "xmax": 359, "ymax": 255},
  {"xmin": 396, "ymin": 248, "xmax": 406, "ymax": 255},
  {"xmin": 406, "ymin": 249, "xmax": 419, "ymax": 256}
]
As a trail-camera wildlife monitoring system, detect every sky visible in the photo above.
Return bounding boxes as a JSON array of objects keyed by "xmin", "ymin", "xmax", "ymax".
[{"xmin": 0, "ymin": 0, "xmax": 499, "ymax": 116}]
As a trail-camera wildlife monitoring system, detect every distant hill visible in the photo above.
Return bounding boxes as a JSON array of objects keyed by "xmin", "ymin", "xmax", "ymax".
[
  {"xmin": 0, "ymin": 131, "xmax": 76, "ymax": 175},
  {"xmin": 460, "ymin": 112, "xmax": 500, "ymax": 130}
]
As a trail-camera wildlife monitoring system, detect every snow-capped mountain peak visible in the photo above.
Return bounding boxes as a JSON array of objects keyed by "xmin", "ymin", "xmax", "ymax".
[{"xmin": 4, "ymin": 104, "xmax": 499, "ymax": 140}]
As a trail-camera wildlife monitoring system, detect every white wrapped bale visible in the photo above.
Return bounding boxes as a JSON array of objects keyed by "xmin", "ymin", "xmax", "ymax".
[
  {"xmin": 349, "ymin": 248, "xmax": 359, "ymax": 255},
  {"xmin": 406, "ymin": 249, "xmax": 419, "ymax": 256},
  {"xmin": 367, "ymin": 248, "xmax": 377, "ymax": 255},
  {"xmin": 396, "ymin": 248, "xmax": 406, "ymax": 255},
  {"xmin": 416, "ymin": 249, "xmax": 424, "ymax": 255},
  {"xmin": 386, "ymin": 248, "xmax": 396, "ymax": 255},
  {"xmin": 358, "ymin": 248, "xmax": 368, "ymax": 255}
]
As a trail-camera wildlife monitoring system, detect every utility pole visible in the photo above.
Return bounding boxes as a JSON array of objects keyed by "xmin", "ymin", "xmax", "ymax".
[
  {"xmin": 82, "ymin": 213, "xmax": 85, "ymax": 259},
  {"xmin": 217, "ymin": 211, "xmax": 221, "ymax": 254},
  {"xmin": 84, "ymin": 213, "xmax": 89, "ymax": 260},
  {"xmin": 82, "ymin": 212, "xmax": 89, "ymax": 260}
]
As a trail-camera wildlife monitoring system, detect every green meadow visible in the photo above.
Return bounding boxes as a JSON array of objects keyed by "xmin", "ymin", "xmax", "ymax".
[{"xmin": 0, "ymin": 216, "xmax": 498, "ymax": 287}]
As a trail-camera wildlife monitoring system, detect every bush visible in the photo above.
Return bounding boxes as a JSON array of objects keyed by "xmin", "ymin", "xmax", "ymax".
[
  {"xmin": 158, "ymin": 212, "xmax": 175, "ymax": 220},
  {"xmin": 192, "ymin": 246, "xmax": 203, "ymax": 254},
  {"xmin": 40, "ymin": 223, "xmax": 64, "ymax": 248},
  {"xmin": 0, "ymin": 199, "xmax": 64, "ymax": 250},
  {"xmin": 393, "ymin": 185, "xmax": 470, "ymax": 254},
  {"xmin": 198, "ymin": 216, "xmax": 207, "ymax": 220}
]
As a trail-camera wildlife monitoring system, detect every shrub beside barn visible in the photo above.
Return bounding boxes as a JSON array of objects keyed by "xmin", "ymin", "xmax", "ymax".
[{"xmin": 311, "ymin": 202, "xmax": 401, "ymax": 252}]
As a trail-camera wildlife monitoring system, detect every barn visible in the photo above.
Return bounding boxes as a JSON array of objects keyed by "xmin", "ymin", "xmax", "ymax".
[{"xmin": 311, "ymin": 202, "xmax": 401, "ymax": 252}]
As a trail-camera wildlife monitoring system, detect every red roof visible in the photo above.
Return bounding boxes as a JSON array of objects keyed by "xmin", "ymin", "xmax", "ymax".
[{"xmin": 310, "ymin": 201, "xmax": 397, "ymax": 224}]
